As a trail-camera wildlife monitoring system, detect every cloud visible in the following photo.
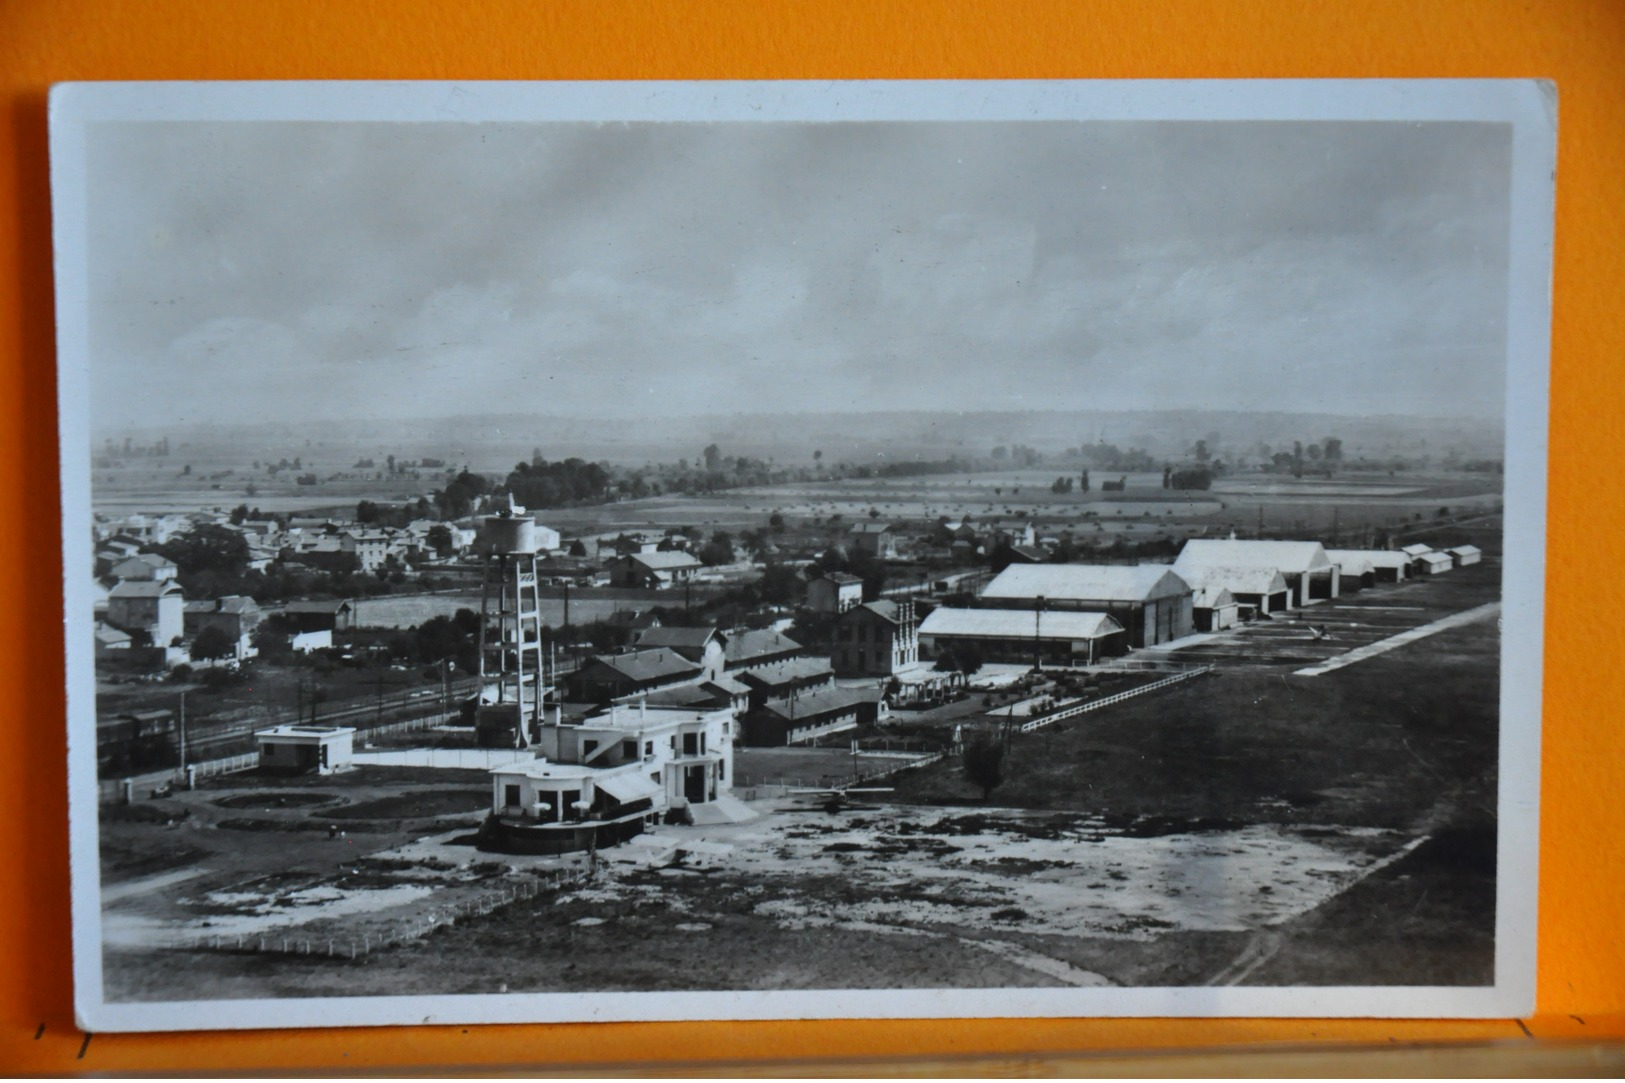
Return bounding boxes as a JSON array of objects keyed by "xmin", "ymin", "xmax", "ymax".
[{"xmin": 84, "ymin": 118, "xmax": 1512, "ymax": 430}]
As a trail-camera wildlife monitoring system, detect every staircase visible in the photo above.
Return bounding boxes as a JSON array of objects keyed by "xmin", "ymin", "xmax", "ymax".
[{"xmin": 685, "ymin": 793, "xmax": 759, "ymax": 825}]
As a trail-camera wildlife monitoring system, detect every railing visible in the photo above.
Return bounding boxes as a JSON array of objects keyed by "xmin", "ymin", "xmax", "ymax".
[
  {"xmin": 97, "ymin": 751, "xmax": 260, "ymax": 804},
  {"xmin": 1015, "ymin": 666, "xmax": 1215, "ymax": 734}
]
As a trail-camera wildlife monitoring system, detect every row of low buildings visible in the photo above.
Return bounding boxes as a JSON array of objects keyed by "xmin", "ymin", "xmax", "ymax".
[{"xmin": 894, "ymin": 537, "xmax": 1485, "ymax": 669}]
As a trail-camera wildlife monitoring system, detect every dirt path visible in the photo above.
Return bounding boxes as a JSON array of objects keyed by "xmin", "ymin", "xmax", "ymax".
[
  {"xmin": 102, "ymin": 867, "xmax": 210, "ymax": 904},
  {"xmin": 961, "ymin": 936, "xmax": 1114, "ymax": 987},
  {"xmin": 1292, "ymin": 602, "xmax": 1500, "ymax": 676}
]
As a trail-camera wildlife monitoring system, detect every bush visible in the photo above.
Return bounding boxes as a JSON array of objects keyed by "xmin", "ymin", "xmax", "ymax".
[{"xmin": 962, "ymin": 732, "xmax": 1006, "ymax": 800}]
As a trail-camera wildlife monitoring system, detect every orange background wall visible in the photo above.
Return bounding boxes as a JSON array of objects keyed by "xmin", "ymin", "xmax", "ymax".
[{"xmin": 2, "ymin": 1, "xmax": 1621, "ymax": 1073}]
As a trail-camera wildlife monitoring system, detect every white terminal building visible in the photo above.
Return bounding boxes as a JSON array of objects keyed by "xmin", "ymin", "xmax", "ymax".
[
  {"xmin": 482, "ymin": 703, "xmax": 737, "ymax": 854},
  {"xmin": 468, "ymin": 505, "xmax": 742, "ymax": 853}
]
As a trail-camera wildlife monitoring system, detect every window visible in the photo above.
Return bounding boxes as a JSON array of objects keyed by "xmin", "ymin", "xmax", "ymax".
[
  {"xmin": 682, "ymin": 732, "xmax": 698, "ymax": 756},
  {"xmin": 644, "ymin": 740, "xmax": 654, "ymax": 757},
  {"xmin": 503, "ymin": 784, "xmax": 521, "ymax": 809},
  {"xmin": 717, "ymin": 760, "xmax": 725, "ymax": 781}
]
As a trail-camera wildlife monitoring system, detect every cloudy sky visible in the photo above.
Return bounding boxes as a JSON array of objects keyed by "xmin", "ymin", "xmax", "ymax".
[{"xmin": 85, "ymin": 118, "xmax": 1512, "ymax": 432}]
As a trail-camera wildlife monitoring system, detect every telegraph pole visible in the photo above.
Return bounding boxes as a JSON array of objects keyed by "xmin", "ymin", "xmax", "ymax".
[
  {"xmin": 177, "ymin": 691, "xmax": 187, "ymax": 771},
  {"xmin": 1033, "ymin": 595, "xmax": 1045, "ymax": 673}
]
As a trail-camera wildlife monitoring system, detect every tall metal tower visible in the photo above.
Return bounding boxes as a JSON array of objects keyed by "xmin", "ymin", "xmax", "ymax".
[{"xmin": 474, "ymin": 500, "xmax": 548, "ymax": 749}]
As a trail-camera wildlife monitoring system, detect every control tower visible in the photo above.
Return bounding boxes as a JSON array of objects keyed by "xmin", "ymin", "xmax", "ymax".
[{"xmin": 473, "ymin": 498, "xmax": 550, "ymax": 749}]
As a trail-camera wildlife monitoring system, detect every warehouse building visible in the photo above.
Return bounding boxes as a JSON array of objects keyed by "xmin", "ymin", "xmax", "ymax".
[
  {"xmin": 977, "ymin": 564, "xmax": 1193, "ymax": 648},
  {"xmin": 1175, "ymin": 538, "xmax": 1339, "ymax": 605},
  {"xmin": 918, "ymin": 606, "xmax": 1126, "ymax": 666},
  {"xmin": 1327, "ymin": 549, "xmax": 1410, "ymax": 585},
  {"xmin": 1173, "ymin": 563, "xmax": 1292, "ymax": 620}
]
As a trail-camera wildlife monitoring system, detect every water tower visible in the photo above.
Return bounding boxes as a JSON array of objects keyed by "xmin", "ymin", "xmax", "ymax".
[{"xmin": 473, "ymin": 498, "xmax": 549, "ymax": 748}]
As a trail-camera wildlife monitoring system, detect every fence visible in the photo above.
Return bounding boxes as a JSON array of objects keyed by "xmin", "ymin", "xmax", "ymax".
[
  {"xmin": 180, "ymin": 868, "xmax": 586, "ymax": 959},
  {"xmin": 350, "ymin": 748, "xmax": 533, "ymax": 769},
  {"xmin": 1015, "ymin": 666, "xmax": 1215, "ymax": 734},
  {"xmin": 735, "ymin": 750, "xmax": 947, "ymax": 797},
  {"xmin": 97, "ymin": 751, "xmax": 261, "ymax": 805}
]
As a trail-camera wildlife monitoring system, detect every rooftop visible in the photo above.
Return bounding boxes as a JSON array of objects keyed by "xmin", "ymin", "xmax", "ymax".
[
  {"xmin": 919, "ymin": 607, "xmax": 1124, "ymax": 641},
  {"xmin": 628, "ymin": 550, "xmax": 704, "ymax": 571},
  {"xmin": 734, "ymin": 655, "xmax": 835, "ymax": 687},
  {"xmin": 635, "ymin": 626, "xmax": 721, "ymax": 651},
  {"xmin": 109, "ymin": 580, "xmax": 183, "ymax": 599},
  {"xmin": 723, "ymin": 628, "xmax": 803, "ymax": 665},
  {"xmin": 1327, "ymin": 548, "xmax": 1412, "ymax": 568},
  {"xmin": 757, "ymin": 684, "xmax": 875, "ymax": 722},
  {"xmin": 981, "ymin": 564, "xmax": 1192, "ymax": 603},
  {"xmin": 1175, "ymin": 539, "xmax": 1333, "ymax": 574},
  {"xmin": 1169, "ymin": 563, "xmax": 1290, "ymax": 596},
  {"xmin": 586, "ymin": 648, "xmax": 703, "ymax": 683}
]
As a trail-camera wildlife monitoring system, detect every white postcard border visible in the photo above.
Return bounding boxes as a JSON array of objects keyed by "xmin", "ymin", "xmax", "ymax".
[{"xmin": 51, "ymin": 79, "xmax": 1556, "ymax": 1033}]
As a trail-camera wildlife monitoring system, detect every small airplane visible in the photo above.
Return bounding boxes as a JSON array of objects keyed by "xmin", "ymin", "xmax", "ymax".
[{"xmin": 786, "ymin": 784, "xmax": 895, "ymax": 814}]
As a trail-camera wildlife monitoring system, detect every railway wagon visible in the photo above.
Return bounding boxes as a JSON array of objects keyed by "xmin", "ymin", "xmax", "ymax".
[{"xmin": 97, "ymin": 708, "xmax": 178, "ymax": 777}]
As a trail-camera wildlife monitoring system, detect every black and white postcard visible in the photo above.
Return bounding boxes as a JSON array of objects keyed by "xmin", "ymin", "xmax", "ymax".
[{"xmin": 52, "ymin": 80, "xmax": 1555, "ymax": 1031}]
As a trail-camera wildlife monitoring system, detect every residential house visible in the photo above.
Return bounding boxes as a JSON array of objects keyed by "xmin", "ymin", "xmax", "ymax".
[
  {"xmin": 831, "ymin": 600, "xmax": 919, "ymax": 677},
  {"xmin": 806, "ymin": 571, "xmax": 864, "ymax": 614},
  {"xmin": 107, "ymin": 579, "xmax": 185, "ymax": 649},
  {"xmin": 183, "ymin": 595, "xmax": 263, "ymax": 660},
  {"xmin": 280, "ymin": 599, "xmax": 356, "ymax": 634},
  {"xmin": 634, "ymin": 626, "xmax": 726, "ymax": 682},
  {"xmin": 568, "ymin": 648, "xmax": 704, "ymax": 703},
  {"xmin": 609, "ymin": 550, "xmax": 703, "ymax": 589},
  {"xmin": 978, "ymin": 564, "xmax": 1194, "ymax": 648},
  {"xmin": 110, "ymin": 553, "xmax": 178, "ymax": 583},
  {"xmin": 848, "ymin": 521, "xmax": 898, "ymax": 559},
  {"xmin": 721, "ymin": 628, "xmax": 804, "ymax": 672}
]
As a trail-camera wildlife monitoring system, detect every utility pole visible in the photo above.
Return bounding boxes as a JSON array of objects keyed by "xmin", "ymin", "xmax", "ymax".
[
  {"xmin": 561, "ymin": 581, "xmax": 570, "ymax": 630},
  {"xmin": 177, "ymin": 691, "xmax": 187, "ymax": 771},
  {"xmin": 1033, "ymin": 595, "xmax": 1045, "ymax": 673}
]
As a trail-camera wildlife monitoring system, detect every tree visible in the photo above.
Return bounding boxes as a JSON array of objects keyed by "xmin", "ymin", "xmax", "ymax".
[
  {"xmin": 703, "ymin": 443, "xmax": 722, "ymax": 471},
  {"xmin": 190, "ymin": 624, "xmax": 238, "ymax": 662},
  {"xmin": 934, "ymin": 644, "xmax": 984, "ymax": 677},
  {"xmin": 962, "ymin": 731, "xmax": 1006, "ymax": 800},
  {"xmin": 1322, "ymin": 437, "xmax": 1343, "ymax": 462},
  {"xmin": 425, "ymin": 523, "xmax": 454, "ymax": 557},
  {"xmin": 1193, "ymin": 439, "xmax": 1210, "ymax": 462},
  {"xmin": 153, "ymin": 524, "xmax": 251, "ymax": 579},
  {"xmin": 699, "ymin": 531, "xmax": 736, "ymax": 566}
]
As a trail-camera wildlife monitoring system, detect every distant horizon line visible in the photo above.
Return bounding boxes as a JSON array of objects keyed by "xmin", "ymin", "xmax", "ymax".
[{"xmin": 90, "ymin": 404, "xmax": 1509, "ymax": 439}]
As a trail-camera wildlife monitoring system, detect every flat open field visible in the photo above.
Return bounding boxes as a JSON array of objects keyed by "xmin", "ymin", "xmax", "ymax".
[{"xmin": 527, "ymin": 468, "xmax": 1503, "ymax": 551}]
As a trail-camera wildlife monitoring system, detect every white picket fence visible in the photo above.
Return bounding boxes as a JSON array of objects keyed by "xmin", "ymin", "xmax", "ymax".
[
  {"xmin": 98, "ymin": 751, "xmax": 260, "ymax": 805},
  {"xmin": 349, "ymin": 748, "xmax": 535, "ymax": 770},
  {"xmin": 1015, "ymin": 666, "xmax": 1215, "ymax": 734}
]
